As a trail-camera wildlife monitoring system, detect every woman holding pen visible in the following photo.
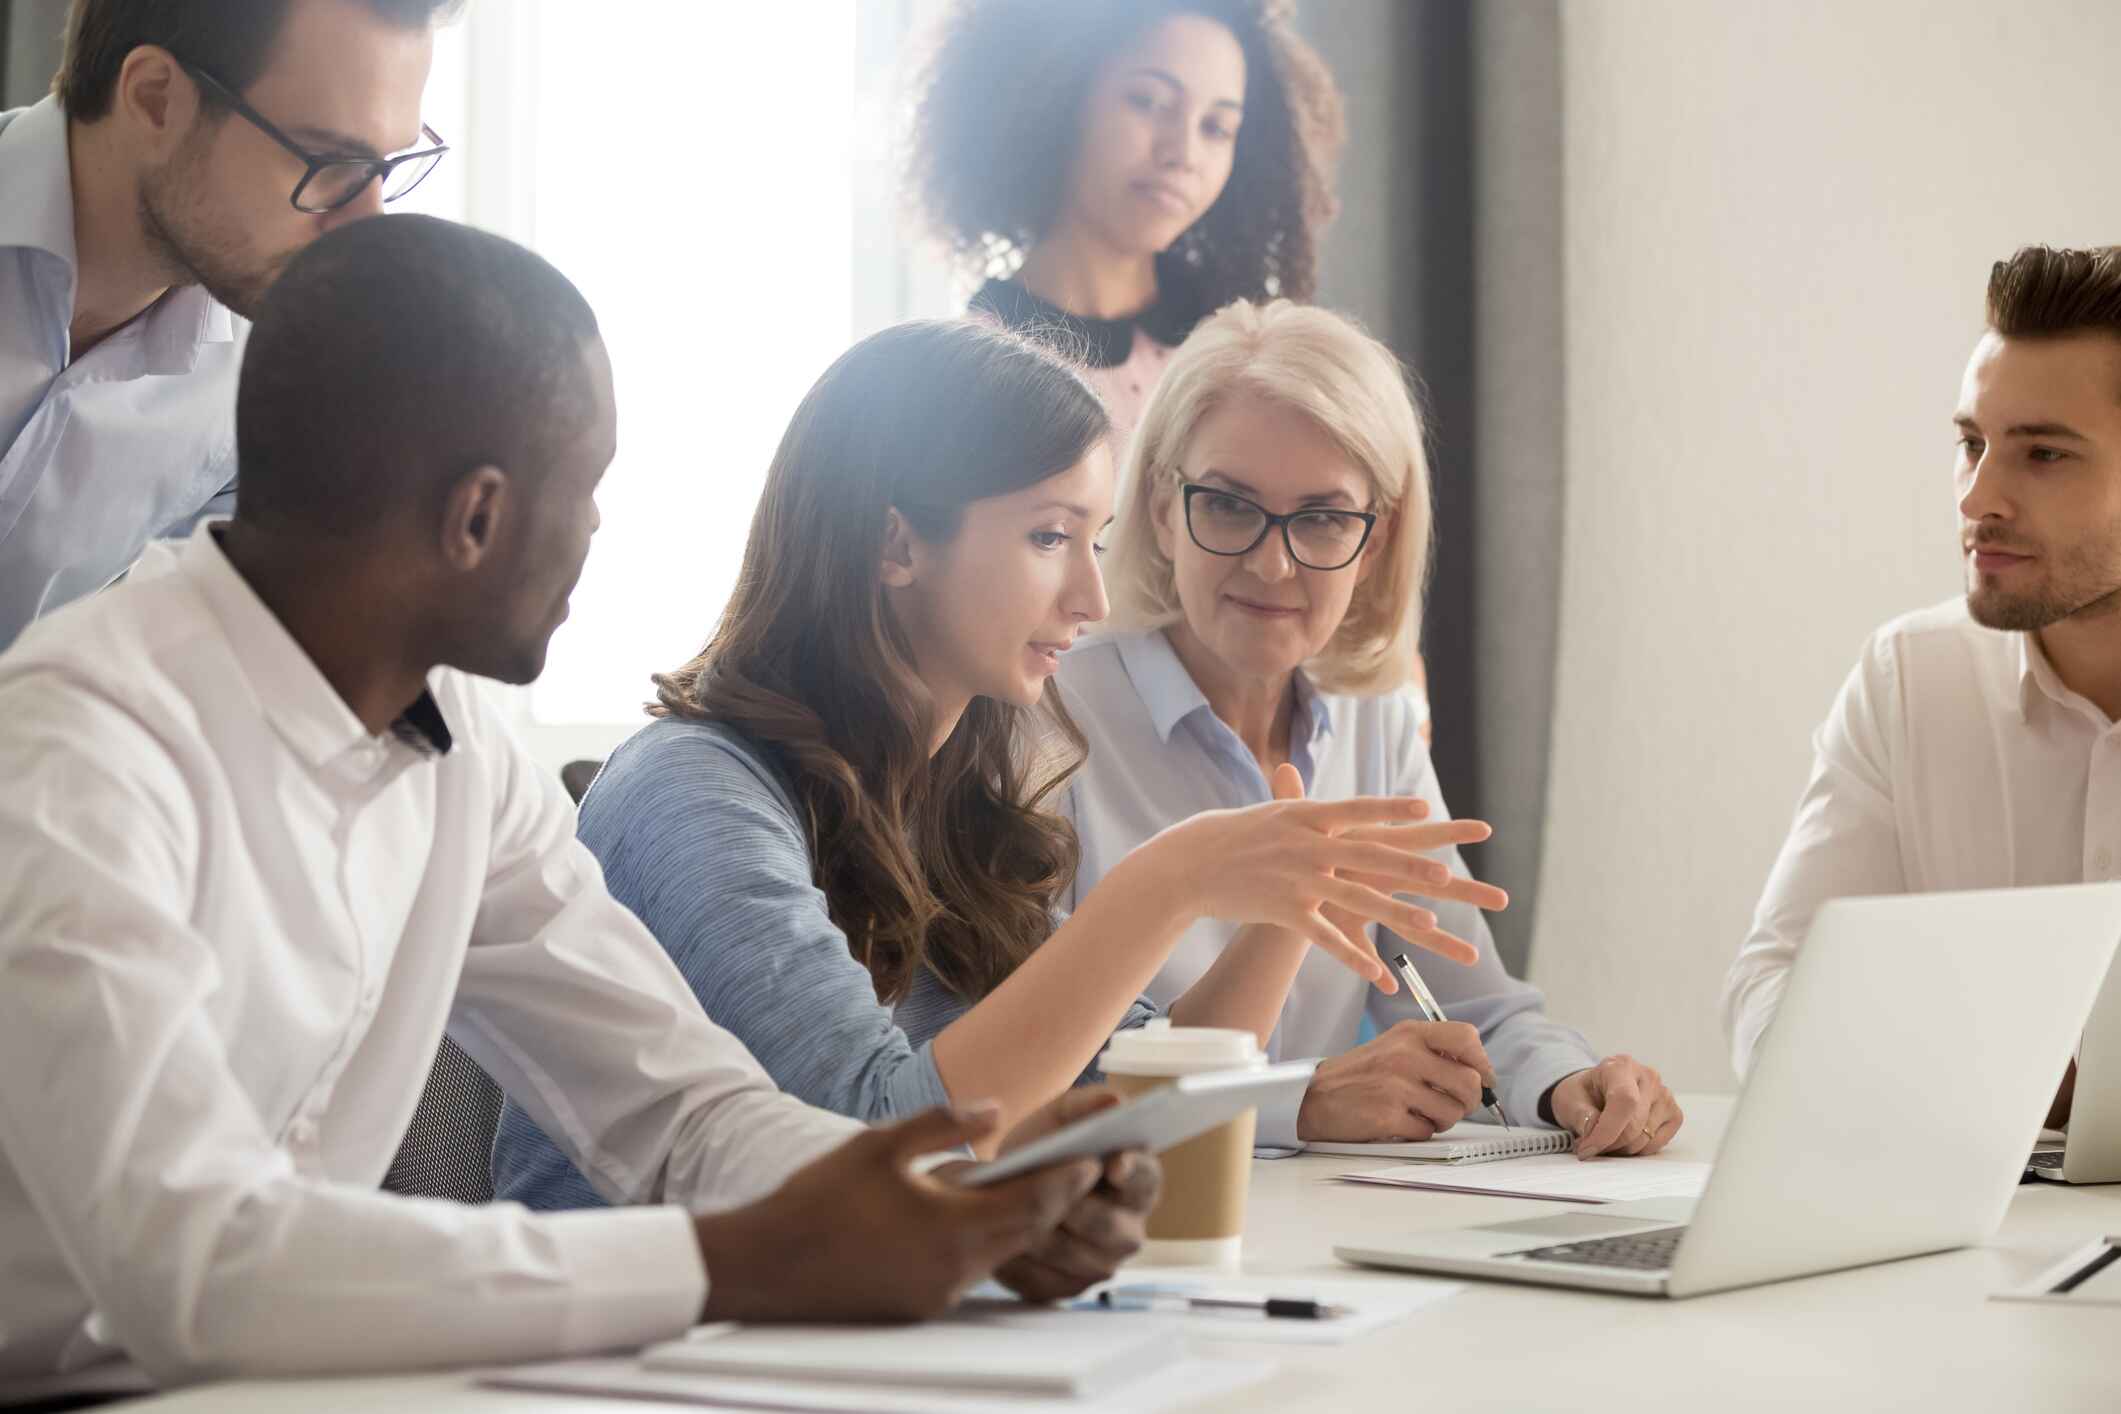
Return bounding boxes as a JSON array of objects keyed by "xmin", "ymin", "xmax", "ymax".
[
  {"xmin": 490, "ymin": 318, "xmax": 1502, "ymax": 1211},
  {"xmin": 1061, "ymin": 299, "xmax": 1685, "ymax": 1157}
]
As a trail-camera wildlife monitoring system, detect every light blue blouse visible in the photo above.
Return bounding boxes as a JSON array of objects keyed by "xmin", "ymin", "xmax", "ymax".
[
  {"xmin": 1055, "ymin": 629, "xmax": 1597, "ymax": 1146},
  {"xmin": 491, "ymin": 715, "xmax": 1156, "ymax": 1211}
]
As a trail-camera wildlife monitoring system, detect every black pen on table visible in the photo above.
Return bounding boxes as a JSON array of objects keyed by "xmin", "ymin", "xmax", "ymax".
[
  {"xmin": 1391, "ymin": 952, "xmax": 1512, "ymax": 1129},
  {"xmin": 1095, "ymin": 1288, "xmax": 1349, "ymax": 1320}
]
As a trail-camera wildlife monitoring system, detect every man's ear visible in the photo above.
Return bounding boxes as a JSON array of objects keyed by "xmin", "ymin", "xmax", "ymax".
[
  {"xmin": 115, "ymin": 46, "xmax": 199, "ymax": 155},
  {"xmin": 440, "ymin": 466, "xmax": 510, "ymax": 571},
  {"xmin": 879, "ymin": 507, "xmax": 921, "ymax": 589}
]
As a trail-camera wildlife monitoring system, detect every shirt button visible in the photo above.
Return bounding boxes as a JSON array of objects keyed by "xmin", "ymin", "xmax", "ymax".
[
  {"xmin": 289, "ymin": 1117, "xmax": 318, "ymax": 1145},
  {"xmin": 2098, "ymin": 849, "xmax": 2116, "ymax": 875}
]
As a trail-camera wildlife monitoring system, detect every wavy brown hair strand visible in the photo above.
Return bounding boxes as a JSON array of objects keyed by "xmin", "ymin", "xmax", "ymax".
[{"xmin": 653, "ymin": 321, "xmax": 1111, "ymax": 1004}]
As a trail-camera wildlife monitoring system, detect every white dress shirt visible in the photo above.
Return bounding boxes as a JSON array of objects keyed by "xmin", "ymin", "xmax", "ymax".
[
  {"xmin": 1057, "ymin": 630, "xmax": 1596, "ymax": 1145},
  {"xmin": 0, "ymin": 525, "xmax": 861, "ymax": 1390},
  {"xmin": 1724, "ymin": 597, "xmax": 2121, "ymax": 1076},
  {"xmin": 0, "ymin": 97, "xmax": 243, "ymax": 650}
]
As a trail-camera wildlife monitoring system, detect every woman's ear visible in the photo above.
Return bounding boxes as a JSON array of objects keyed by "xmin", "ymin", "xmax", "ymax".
[
  {"xmin": 1354, "ymin": 510, "xmax": 1392, "ymax": 585},
  {"xmin": 879, "ymin": 507, "xmax": 920, "ymax": 589},
  {"xmin": 1149, "ymin": 476, "xmax": 1180, "ymax": 561}
]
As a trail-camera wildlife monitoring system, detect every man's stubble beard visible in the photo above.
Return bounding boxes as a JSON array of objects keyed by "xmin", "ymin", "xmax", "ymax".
[
  {"xmin": 136, "ymin": 141, "xmax": 285, "ymax": 320},
  {"xmin": 1967, "ymin": 518, "xmax": 2121, "ymax": 632}
]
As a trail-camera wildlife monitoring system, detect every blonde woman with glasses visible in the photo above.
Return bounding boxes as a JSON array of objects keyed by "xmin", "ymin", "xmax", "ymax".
[{"xmin": 1062, "ymin": 299, "xmax": 1683, "ymax": 1157}]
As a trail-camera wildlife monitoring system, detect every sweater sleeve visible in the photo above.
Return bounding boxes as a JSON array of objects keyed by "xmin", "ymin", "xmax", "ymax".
[{"xmin": 491, "ymin": 724, "xmax": 951, "ymax": 1211}]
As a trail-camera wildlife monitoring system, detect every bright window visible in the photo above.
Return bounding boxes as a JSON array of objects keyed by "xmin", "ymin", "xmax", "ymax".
[{"xmin": 410, "ymin": 2, "xmax": 953, "ymax": 763}]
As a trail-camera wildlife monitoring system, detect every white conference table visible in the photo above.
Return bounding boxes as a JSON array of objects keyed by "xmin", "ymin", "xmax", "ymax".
[{"xmin": 132, "ymin": 1095, "xmax": 2118, "ymax": 1413}]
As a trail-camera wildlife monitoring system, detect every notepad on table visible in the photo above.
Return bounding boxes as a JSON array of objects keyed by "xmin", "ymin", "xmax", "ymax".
[
  {"xmin": 1302, "ymin": 1121, "xmax": 1572, "ymax": 1165},
  {"xmin": 637, "ymin": 1310, "xmax": 1178, "ymax": 1398},
  {"xmin": 1336, "ymin": 1152, "xmax": 1711, "ymax": 1204}
]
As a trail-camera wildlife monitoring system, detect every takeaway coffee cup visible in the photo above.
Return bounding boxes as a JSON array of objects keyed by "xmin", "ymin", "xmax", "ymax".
[{"xmin": 1098, "ymin": 1020, "xmax": 1268, "ymax": 1269}]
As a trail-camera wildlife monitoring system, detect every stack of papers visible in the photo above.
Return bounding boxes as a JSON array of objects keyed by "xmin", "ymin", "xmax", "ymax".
[
  {"xmin": 1337, "ymin": 1153, "xmax": 1711, "ymax": 1204},
  {"xmin": 485, "ymin": 1354, "xmax": 1272, "ymax": 1413},
  {"xmin": 482, "ymin": 1309, "xmax": 1269, "ymax": 1412},
  {"xmin": 641, "ymin": 1313, "xmax": 1170, "ymax": 1395}
]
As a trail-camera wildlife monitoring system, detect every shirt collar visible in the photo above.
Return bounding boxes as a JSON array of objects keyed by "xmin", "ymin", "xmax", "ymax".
[
  {"xmin": 969, "ymin": 252, "xmax": 1207, "ymax": 369},
  {"xmin": 181, "ymin": 523, "xmax": 453, "ymax": 766},
  {"xmin": 0, "ymin": 98, "xmax": 78, "ymax": 268},
  {"xmin": 1111, "ymin": 627, "xmax": 1333, "ymax": 753},
  {"xmin": 0, "ymin": 96, "xmax": 238, "ymax": 373},
  {"xmin": 2016, "ymin": 628, "xmax": 2109, "ymax": 729}
]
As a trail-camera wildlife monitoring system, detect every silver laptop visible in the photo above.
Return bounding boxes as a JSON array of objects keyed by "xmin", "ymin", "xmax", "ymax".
[
  {"xmin": 2028, "ymin": 932, "xmax": 2121, "ymax": 1185},
  {"xmin": 1336, "ymin": 884, "xmax": 2121, "ymax": 1298}
]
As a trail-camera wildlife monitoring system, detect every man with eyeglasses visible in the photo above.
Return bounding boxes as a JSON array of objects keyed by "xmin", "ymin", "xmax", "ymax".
[{"xmin": 0, "ymin": 0, "xmax": 457, "ymax": 651}]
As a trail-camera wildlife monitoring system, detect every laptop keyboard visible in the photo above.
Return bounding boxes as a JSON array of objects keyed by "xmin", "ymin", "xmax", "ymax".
[
  {"xmin": 2027, "ymin": 1150, "xmax": 2065, "ymax": 1172},
  {"xmin": 1512, "ymin": 1225, "xmax": 1687, "ymax": 1272}
]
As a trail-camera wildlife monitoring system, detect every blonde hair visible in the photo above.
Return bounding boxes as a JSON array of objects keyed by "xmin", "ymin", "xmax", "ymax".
[{"xmin": 1101, "ymin": 299, "xmax": 1432, "ymax": 695}]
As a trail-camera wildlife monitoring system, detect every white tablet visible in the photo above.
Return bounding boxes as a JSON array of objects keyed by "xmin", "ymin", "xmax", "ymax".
[{"xmin": 957, "ymin": 1060, "xmax": 1317, "ymax": 1187}]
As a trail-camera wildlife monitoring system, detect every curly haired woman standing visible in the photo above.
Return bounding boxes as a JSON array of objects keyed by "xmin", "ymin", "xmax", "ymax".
[{"xmin": 907, "ymin": 0, "xmax": 1344, "ymax": 448}]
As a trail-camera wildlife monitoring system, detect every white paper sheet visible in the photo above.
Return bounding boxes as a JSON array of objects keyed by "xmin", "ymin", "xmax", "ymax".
[
  {"xmin": 1073, "ymin": 1268, "xmax": 1461, "ymax": 1346},
  {"xmin": 1336, "ymin": 1153, "xmax": 1710, "ymax": 1204},
  {"xmin": 481, "ymin": 1354, "xmax": 1272, "ymax": 1413}
]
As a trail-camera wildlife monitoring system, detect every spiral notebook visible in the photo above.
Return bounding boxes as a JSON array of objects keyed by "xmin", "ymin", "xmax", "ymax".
[{"xmin": 1300, "ymin": 1122, "xmax": 1572, "ymax": 1166}]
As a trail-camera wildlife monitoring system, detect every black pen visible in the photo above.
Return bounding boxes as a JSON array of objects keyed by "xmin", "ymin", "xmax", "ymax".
[
  {"xmin": 1392, "ymin": 952, "xmax": 1512, "ymax": 1128},
  {"xmin": 1095, "ymin": 1287, "xmax": 1349, "ymax": 1320}
]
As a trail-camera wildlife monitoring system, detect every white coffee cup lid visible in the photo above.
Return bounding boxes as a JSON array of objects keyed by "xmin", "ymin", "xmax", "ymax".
[{"xmin": 1099, "ymin": 1019, "xmax": 1266, "ymax": 1077}]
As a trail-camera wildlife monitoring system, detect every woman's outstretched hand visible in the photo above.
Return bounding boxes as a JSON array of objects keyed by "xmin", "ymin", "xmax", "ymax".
[{"xmin": 1152, "ymin": 762, "xmax": 1507, "ymax": 987}]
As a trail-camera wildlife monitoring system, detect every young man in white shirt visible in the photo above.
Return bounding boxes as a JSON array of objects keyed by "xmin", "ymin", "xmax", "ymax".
[
  {"xmin": 0, "ymin": 0, "xmax": 458, "ymax": 649},
  {"xmin": 0, "ymin": 213, "xmax": 1157, "ymax": 1396},
  {"xmin": 1725, "ymin": 244, "xmax": 2121, "ymax": 1131}
]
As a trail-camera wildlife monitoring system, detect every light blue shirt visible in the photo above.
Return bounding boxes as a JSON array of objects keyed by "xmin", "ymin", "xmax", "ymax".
[
  {"xmin": 1056, "ymin": 628, "xmax": 1597, "ymax": 1146},
  {"xmin": 491, "ymin": 716, "xmax": 1158, "ymax": 1211},
  {"xmin": 0, "ymin": 97, "xmax": 243, "ymax": 650}
]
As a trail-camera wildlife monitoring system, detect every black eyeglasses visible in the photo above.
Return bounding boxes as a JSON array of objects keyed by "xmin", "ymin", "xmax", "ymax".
[
  {"xmin": 1180, "ymin": 482, "xmax": 1378, "ymax": 571},
  {"xmin": 178, "ymin": 59, "xmax": 449, "ymax": 214}
]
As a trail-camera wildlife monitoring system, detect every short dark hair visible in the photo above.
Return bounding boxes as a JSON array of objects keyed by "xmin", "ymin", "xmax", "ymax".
[
  {"xmin": 55, "ymin": 0, "xmax": 464, "ymax": 121},
  {"xmin": 906, "ymin": 0, "xmax": 1344, "ymax": 306},
  {"xmin": 234, "ymin": 214, "xmax": 601, "ymax": 539},
  {"xmin": 1987, "ymin": 245, "xmax": 2121, "ymax": 342}
]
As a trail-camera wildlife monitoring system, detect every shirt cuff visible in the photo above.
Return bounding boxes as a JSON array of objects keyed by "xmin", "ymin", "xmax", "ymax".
[
  {"xmin": 548, "ymin": 1205, "xmax": 705, "ymax": 1356},
  {"xmin": 1507, "ymin": 1050, "xmax": 1596, "ymax": 1132},
  {"xmin": 1253, "ymin": 1058, "xmax": 1318, "ymax": 1148}
]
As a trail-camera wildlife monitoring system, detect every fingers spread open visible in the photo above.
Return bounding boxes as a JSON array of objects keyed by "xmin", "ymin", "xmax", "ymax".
[
  {"xmin": 1395, "ymin": 923, "xmax": 1481, "ymax": 967},
  {"xmin": 1410, "ymin": 875, "xmax": 1512, "ymax": 912},
  {"xmin": 1319, "ymin": 838, "xmax": 1454, "ymax": 888},
  {"xmin": 1316, "ymin": 876, "xmax": 1438, "ymax": 936},
  {"xmin": 1309, "ymin": 793, "xmax": 1436, "ymax": 831},
  {"xmin": 1297, "ymin": 911, "xmax": 1389, "ymax": 983}
]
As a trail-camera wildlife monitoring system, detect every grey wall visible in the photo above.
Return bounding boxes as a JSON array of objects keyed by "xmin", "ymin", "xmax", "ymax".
[
  {"xmin": 1303, "ymin": 1, "xmax": 1564, "ymax": 973},
  {"xmin": 3, "ymin": 0, "xmax": 66, "ymax": 109}
]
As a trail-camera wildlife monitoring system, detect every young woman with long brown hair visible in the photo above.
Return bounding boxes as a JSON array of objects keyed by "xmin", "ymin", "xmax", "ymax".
[{"xmin": 492, "ymin": 318, "xmax": 1502, "ymax": 1207}]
